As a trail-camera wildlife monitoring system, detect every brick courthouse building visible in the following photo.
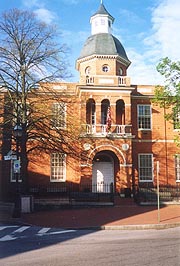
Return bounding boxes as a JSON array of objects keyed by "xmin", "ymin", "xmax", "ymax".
[{"xmin": 0, "ymin": 2, "xmax": 179, "ymax": 201}]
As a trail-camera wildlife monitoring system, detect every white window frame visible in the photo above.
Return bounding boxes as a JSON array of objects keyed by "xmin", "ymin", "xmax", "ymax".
[
  {"xmin": 138, "ymin": 154, "xmax": 153, "ymax": 182},
  {"xmin": 51, "ymin": 102, "xmax": 66, "ymax": 129},
  {"xmin": 50, "ymin": 153, "xmax": 66, "ymax": 182},
  {"xmin": 175, "ymin": 155, "xmax": 180, "ymax": 182},
  {"xmin": 137, "ymin": 105, "xmax": 152, "ymax": 130}
]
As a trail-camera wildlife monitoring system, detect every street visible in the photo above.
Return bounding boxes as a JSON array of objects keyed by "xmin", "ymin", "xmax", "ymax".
[{"xmin": 0, "ymin": 224, "xmax": 180, "ymax": 266}]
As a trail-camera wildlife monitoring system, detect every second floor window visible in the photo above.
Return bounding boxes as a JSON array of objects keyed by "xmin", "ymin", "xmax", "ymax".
[
  {"xmin": 138, "ymin": 105, "xmax": 151, "ymax": 130},
  {"xmin": 86, "ymin": 99, "xmax": 96, "ymax": 125},
  {"xmin": 101, "ymin": 99, "xmax": 110, "ymax": 125},
  {"xmin": 51, "ymin": 102, "xmax": 66, "ymax": 128}
]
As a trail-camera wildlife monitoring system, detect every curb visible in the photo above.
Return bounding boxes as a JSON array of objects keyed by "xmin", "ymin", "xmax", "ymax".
[
  {"xmin": 46, "ymin": 223, "xmax": 180, "ymax": 230},
  {"xmin": 1, "ymin": 219, "xmax": 180, "ymax": 230},
  {"xmin": 101, "ymin": 223, "xmax": 180, "ymax": 230},
  {"xmin": 20, "ymin": 222, "xmax": 180, "ymax": 231}
]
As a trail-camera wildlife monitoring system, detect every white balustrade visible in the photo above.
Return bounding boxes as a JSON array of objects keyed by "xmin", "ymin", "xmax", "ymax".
[{"xmin": 83, "ymin": 124, "xmax": 132, "ymax": 136}]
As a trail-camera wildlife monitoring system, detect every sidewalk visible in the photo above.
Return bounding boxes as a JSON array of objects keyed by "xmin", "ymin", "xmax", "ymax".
[{"xmin": 20, "ymin": 200, "xmax": 180, "ymax": 230}]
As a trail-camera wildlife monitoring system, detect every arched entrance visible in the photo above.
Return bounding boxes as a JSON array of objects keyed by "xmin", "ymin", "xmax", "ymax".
[{"xmin": 92, "ymin": 152, "xmax": 114, "ymax": 193}]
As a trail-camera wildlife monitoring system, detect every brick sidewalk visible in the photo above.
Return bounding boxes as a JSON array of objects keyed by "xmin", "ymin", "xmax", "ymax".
[{"xmin": 21, "ymin": 204, "xmax": 180, "ymax": 229}]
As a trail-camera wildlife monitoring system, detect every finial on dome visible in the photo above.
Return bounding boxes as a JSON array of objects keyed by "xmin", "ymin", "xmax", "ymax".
[{"xmin": 101, "ymin": 0, "xmax": 103, "ymax": 4}]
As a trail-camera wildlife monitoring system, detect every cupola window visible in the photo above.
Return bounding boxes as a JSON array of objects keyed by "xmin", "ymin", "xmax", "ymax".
[
  {"xmin": 102, "ymin": 64, "xmax": 110, "ymax": 72},
  {"xmin": 119, "ymin": 67, "xmax": 123, "ymax": 76},
  {"xmin": 101, "ymin": 19, "xmax": 105, "ymax": 25},
  {"xmin": 85, "ymin": 66, "xmax": 91, "ymax": 75}
]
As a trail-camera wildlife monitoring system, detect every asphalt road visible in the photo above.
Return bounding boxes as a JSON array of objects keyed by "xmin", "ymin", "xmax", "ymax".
[{"xmin": 0, "ymin": 224, "xmax": 180, "ymax": 266}]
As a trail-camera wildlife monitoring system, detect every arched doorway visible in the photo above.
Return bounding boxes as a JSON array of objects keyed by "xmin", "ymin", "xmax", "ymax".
[{"xmin": 92, "ymin": 152, "xmax": 114, "ymax": 193}]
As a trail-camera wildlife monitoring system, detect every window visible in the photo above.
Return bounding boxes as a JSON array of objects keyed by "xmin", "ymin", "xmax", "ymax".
[
  {"xmin": 86, "ymin": 99, "xmax": 96, "ymax": 125},
  {"xmin": 101, "ymin": 99, "xmax": 110, "ymax": 125},
  {"xmin": 102, "ymin": 65, "xmax": 110, "ymax": 72},
  {"xmin": 101, "ymin": 19, "xmax": 105, "ymax": 25},
  {"xmin": 116, "ymin": 99, "xmax": 125, "ymax": 125},
  {"xmin": 138, "ymin": 105, "xmax": 151, "ymax": 130},
  {"xmin": 52, "ymin": 102, "xmax": 66, "ymax": 128},
  {"xmin": 138, "ymin": 154, "xmax": 153, "ymax": 182},
  {"xmin": 95, "ymin": 21, "xmax": 98, "ymax": 27},
  {"xmin": 85, "ymin": 66, "xmax": 91, "ymax": 75},
  {"xmin": 50, "ymin": 153, "xmax": 66, "ymax": 182},
  {"xmin": 119, "ymin": 67, "xmax": 123, "ymax": 76},
  {"xmin": 175, "ymin": 155, "xmax": 180, "ymax": 182}
]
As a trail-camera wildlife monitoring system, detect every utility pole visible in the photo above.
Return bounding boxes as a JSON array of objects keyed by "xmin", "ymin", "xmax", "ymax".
[{"xmin": 157, "ymin": 161, "xmax": 160, "ymax": 223}]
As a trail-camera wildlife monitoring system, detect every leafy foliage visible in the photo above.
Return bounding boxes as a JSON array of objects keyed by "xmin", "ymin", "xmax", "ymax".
[{"xmin": 154, "ymin": 57, "xmax": 180, "ymax": 146}]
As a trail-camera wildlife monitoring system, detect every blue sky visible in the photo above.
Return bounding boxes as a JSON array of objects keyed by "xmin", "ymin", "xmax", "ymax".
[{"xmin": 0, "ymin": 0, "xmax": 180, "ymax": 85}]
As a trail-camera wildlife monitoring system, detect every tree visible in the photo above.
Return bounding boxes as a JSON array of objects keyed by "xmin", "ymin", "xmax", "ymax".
[
  {"xmin": 0, "ymin": 9, "xmax": 80, "ymax": 191},
  {"xmin": 154, "ymin": 57, "xmax": 180, "ymax": 146}
]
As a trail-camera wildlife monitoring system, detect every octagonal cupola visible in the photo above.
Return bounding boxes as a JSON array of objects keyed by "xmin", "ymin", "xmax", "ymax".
[
  {"xmin": 76, "ymin": 1, "xmax": 131, "ymax": 87},
  {"xmin": 90, "ymin": 0, "xmax": 114, "ymax": 35}
]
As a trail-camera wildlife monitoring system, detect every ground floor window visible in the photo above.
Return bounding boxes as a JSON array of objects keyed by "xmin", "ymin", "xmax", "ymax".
[
  {"xmin": 175, "ymin": 155, "xmax": 180, "ymax": 182},
  {"xmin": 138, "ymin": 154, "xmax": 153, "ymax": 182},
  {"xmin": 50, "ymin": 153, "xmax": 66, "ymax": 182}
]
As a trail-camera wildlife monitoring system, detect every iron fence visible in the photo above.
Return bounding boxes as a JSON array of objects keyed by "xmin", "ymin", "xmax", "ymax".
[
  {"xmin": 28, "ymin": 182, "xmax": 114, "ymax": 204},
  {"xmin": 134, "ymin": 183, "xmax": 180, "ymax": 203}
]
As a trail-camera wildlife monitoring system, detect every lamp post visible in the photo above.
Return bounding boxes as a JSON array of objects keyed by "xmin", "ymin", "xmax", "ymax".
[{"xmin": 12, "ymin": 124, "xmax": 22, "ymax": 218}]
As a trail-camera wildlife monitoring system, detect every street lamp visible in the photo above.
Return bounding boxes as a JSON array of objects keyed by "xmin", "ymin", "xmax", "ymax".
[
  {"xmin": 12, "ymin": 124, "xmax": 22, "ymax": 218},
  {"xmin": 13, "ymin": 125, "xmax": 23, "ymax": 138}
]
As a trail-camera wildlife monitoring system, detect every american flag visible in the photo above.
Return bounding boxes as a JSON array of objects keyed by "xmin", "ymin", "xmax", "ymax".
[{"xmin": 106, "ymin": 106, "xmax": 112, "ymax": 132}]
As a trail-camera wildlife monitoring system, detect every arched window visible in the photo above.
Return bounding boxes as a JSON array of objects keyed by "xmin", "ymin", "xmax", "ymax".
[
  {"xmin": 116, "ymin": 100, "xmax": 125, "ymax": 125},
  {"xmin": 119, "ymin": 67, "xmax": 123, "ymax": 76},
  {"xmin": 85, "ymin": 66, "xmax": 91, "ymax": 75},
  {"xmin": 101, "ymin": 99, "xmax": 110, "ymax": 124},
  {"xmin": 86, "ymin": 99, "xmax": 96, "ymax": 125}
]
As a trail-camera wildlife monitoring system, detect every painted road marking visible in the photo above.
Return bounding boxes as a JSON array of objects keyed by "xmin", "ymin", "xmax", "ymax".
[
  {"xmin": 0, "ymin": 225, "xmax": 77, "ymax": 242},
  {"xmin": 0, "ymin": 235, "xmax": 17, "ymax": 242},
  {"xmin": 37, "ymin": 227, "xmax": 51, "ymax": 235},
  {"xmin": 47, "ymin": 230, "xmax": 76, "ymax": 235},
  {"xmin": 13, "ymin": 226, "xmax": 30, "ymax": 233}
]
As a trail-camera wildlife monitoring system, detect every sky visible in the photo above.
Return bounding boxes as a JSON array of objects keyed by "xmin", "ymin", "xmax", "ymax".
[{"xmin": 0, "ymin": 0, "xmax": 180, "ymax": 85}]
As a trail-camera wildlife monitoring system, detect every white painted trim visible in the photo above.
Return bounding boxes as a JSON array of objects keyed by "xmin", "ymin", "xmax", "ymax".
[
  {"xmin": 79, "ymin": 89, "xmax": 133, "ymax": 94},
  {"xmin": 88, "ymin": 144, "xmax": 126, "ymax": 165},
  {"xmin": 120, "ymin": 164, "xmax": 132, "ymax": 167},
  {"xmin": 133, "ymin": 139, "xmax": 175, "ymax": 143}
]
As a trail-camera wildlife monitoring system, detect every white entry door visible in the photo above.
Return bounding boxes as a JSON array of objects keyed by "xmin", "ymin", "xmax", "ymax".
[{"xmin": 92, "ymin": 162, "xmax": 114, "ymax": 192}]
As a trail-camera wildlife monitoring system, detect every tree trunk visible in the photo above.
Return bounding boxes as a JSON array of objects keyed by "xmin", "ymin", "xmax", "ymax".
[{"xmin": 20, "ymin": 125, "xmax": 29, "ymax": 194}]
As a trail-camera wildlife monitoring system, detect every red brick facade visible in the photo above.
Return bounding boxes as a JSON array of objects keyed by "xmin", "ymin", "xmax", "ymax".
[{"xmin": 0, "ymin": 3, "xmax": 179, "ymax": 200}]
